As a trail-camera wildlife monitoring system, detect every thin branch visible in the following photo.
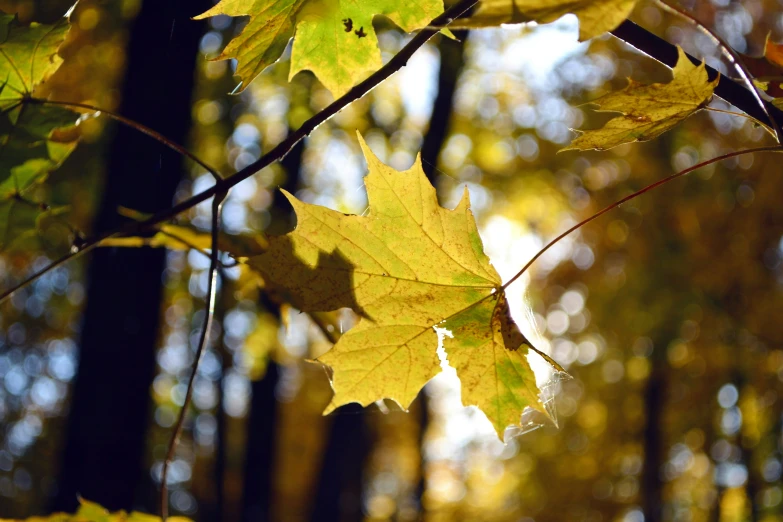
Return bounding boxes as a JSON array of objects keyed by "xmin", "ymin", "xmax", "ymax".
[
  {"xmin": 0, "ymin": 243, "xmax": 98, "ymax": 302},
  {"xmin": 160, "ymin": 193, "xmax": 225, "ymax": 521},
  {"xmin": 501, "ymin": 146, "xmax": 783, "ymax": 290},
  {"xmin": 28, "ymin": 97, "xmax": 223, "ymax": 181},
  {"xmin": 0, "ymin": 0, "xmax": 477, "ymax": 305},
  {"xmin": 704, "ymin": 106, "xmax": 775, "ymax": 138},
  {"xmin": 655, "ymin": 0, "xmax": 781, "ymax": 142}
]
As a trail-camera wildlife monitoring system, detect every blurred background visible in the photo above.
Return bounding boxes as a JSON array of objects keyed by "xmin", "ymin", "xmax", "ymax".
[{"xmin": 0, "ymin": 0, "xmax": 782, "ymax": 520}]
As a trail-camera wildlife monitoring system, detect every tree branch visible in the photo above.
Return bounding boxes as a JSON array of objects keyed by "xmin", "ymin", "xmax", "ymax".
[
  {"xmin": 30, "ymin": 98, "xmax": 223, "ymax": 181},
  {"xmin": 160, "ymin": 194, "xmax": 225, "ymax": 520}
]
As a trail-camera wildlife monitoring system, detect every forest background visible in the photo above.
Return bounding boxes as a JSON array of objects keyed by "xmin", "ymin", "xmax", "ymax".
[{"xmin": 0, "ymin": 0, "xmax": 782, "ymax": 521}]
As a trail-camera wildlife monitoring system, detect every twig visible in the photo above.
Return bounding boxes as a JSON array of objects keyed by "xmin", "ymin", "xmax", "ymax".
[
  {"xmin": 28, "ymin": 97, "xmax": 223, "ymax": 181},
  {"xmin": 501, "ymin": 146, "xmax": 783, "ymax": 290},
  {"xmin": 654, "ymin": 0, "xmax": 781, "ymax": 142},
  {"xmin": 160, "ymin": 193, "xmax": 225, "ymax": 520},
  {"xmin": 0, "ymin": 0, "xmax": 477, "ymax": 304},
  {"xmin": 704, "ymin": 106, "xmax": 775, "ymax": 137}
]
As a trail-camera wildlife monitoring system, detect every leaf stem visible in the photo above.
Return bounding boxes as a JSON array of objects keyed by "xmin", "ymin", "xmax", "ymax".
[
  {"xmin": 704, "ymin": 106, "xmax": 776, "ymax": 137},
  {"xmin": 654, "ymin": 0, "xmax": 781, "ymax": 142},
  {"xmin": 28, "ymin": 98, "xmax": 223, "ymax": 181},
  {"xmin": 159, "ymin": 193, "xmax": 225, "ymax": 521},
  {"xmin": 501, "ymin": 146, "xmax": 783, "ymax": 290},
  {"xmin": 0, "ymin": 0, "xmax": 477, "ymax": 305}
]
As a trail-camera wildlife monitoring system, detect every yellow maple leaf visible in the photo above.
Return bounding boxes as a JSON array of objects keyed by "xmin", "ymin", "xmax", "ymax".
[
  {"xmin": 564, "ymin": 46, "xmax": 718, "ymax": 151},
  {"xmin": 450, "ymin": 0, "xmax": 637, "ymax": 41},
  {"xmin": 194, "ymin": 0, "xmax": 444, "ymax": 97},
  {"xmin": 248, "ymin": 134, "xmax": 548, "ymax": 438}
]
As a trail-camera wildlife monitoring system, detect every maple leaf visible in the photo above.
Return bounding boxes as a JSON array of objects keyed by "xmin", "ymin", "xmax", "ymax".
[
  {"xmin": 564, "ymin": 47, "xmax": 718, "ymax": 151},
  {"xmin": 194, "ymin": 0, "xmax": 444, "ymax": 97},
  {"xmin": 247, "ymin": 134, "xmax": 547, "ymax": 438},
  {"xmin": 450, "ymin": 0, "xmax": 637, "ymax": 41}
]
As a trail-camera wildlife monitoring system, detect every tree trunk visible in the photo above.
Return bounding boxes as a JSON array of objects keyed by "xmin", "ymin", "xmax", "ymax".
[
  {"xmin": 241, "ymin": 362, "xmax": 281, "ymax": 522},
  {"xmin": 310, "ymin": 404, "xmax": 371, "ymax": 522},
  {"xmin": 51, "ymin": 0, "xmax": 207, "ymax": 512},
  {"xmin": 420, "ymin": 32, "xmax": 467, "ymax": 185}
]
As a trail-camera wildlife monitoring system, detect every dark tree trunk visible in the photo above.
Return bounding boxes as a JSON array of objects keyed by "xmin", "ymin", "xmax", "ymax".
[
  {"xmin": 240, "ymin": 362, "xmax": 281, "ymax": 522},
  {"xmin": 51, "ymin": 0, "xmax": 207, "ymax": 512},
  {"xmin": 419, "ymin": 31, "xmax": 467, "ymax": 185},
  {"xmin": 310, "ymin": 405, "xmax": 372, "ymax": 522}
]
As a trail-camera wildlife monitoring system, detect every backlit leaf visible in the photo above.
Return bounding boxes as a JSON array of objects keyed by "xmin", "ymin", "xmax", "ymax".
[
  {"xmin": 247, "ymin": 134, "xmax": 548, "ymax": 438},
  {"xmin": 450, "ymin": 0, "xmax": 637, "ymax": 41},
  {"xmin": 563, "ymin": 47, "xmax": 717, "ymax": 151},
  {"xmin": 194, "ymin": 0, "xmax": 444, "ymax": 97}
]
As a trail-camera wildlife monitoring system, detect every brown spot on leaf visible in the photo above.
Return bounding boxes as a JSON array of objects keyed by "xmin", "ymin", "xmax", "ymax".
[
  {"xmin": 342, "ymin": 18, "xmax": 353, "ymax": 32},
  {"xmin": 355, "ymin": 27, "xmax": 367, "ymax": 38}
]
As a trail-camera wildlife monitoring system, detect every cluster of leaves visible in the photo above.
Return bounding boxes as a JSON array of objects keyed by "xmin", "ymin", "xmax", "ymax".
[
  {"xmin": 0, "ymin": 11, "xmax": 79, "ymax": 252},
  {"xmin": 0, "ymin": 0, "xmax": 745, "ymax": 444}
]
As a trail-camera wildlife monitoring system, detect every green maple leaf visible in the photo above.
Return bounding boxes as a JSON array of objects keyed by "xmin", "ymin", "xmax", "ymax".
[
  {"xmin": 194, "ymin": 0, "xmax": 444, "ymax": 97},
  {"xmin": 248, "ymin": 134, "xmax": 549, "ymax": 438},
  {"xmin": 564, "ymin": 47, "xmax": 718, "ymax": 151},
  {"xmin": 450, "ymin": 0, "xmax": 638, "ymax": 41},
  {"xmin": 0, "ymin": 10, "xmax": 79, "ymax": 250}
]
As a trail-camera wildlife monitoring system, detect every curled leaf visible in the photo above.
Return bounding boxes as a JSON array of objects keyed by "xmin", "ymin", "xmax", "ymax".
[{"xmin": 563, "ymin": 47, "xmax": 718, "ymax": 151}]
